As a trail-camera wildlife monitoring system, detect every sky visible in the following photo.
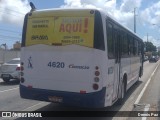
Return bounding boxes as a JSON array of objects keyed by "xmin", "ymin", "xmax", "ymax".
[{"xmin": 0, "ymin": 0, "xmax": 160, "ymax": 49}]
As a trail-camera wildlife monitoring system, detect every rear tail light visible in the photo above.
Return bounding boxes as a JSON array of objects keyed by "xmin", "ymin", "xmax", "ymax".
[
  {"xmin": 93, "ymin": 66, "xmax": 100, "ymax": 90},
  {"xmin": 16, "ymin": 66, "xmax": 24, "ymax": 71},
  {"xmin": 80, "ymin": 90, "xmax": 86, "ymax": 94},
  {"xmin": 20, "ymin": 62, "xmax": 24, "ymax": 83},
  {"xmin": 95, "ymin": 71, "xmax": 100, "ymax": 76},
  {"xmin": 16, "ymin": 67, "xmax": 21, "ymax": 71},
  {"xmin": 93, "ymin": 84, "xmax": 99, "ymax": 90},
  {"xmin": 94, "ymin": 77, "xmax": 99, "ymax": 82}
]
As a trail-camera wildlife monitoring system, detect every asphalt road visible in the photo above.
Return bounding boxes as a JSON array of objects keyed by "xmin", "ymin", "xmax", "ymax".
[
  {"xmin": 0, "ymin": 79, "xmax": 42, "ymax": 111},
  {"xmin": 132, "ymin": 60, "xmax": 160, "ymax": 120},
  {"xmin": 0, "ymin": 60, "xmax": 159, "ymax": 120}
]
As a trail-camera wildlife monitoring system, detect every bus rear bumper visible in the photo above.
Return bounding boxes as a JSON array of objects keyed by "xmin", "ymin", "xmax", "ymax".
[{"xmin": 20, "ymin": 84, "xmax": 106, "ymax": 108}]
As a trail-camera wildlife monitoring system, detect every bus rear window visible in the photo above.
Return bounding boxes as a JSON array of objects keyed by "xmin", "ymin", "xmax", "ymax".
[
  {"xmin": 94, "ymin": 11, "xmax": 105, "ymax": 51},
  {"xmin": 22, "ymin": 10, "xmax": 105, "ymax": 51}
]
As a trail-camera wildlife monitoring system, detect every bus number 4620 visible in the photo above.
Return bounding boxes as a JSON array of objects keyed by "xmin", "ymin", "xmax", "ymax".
[{"xmin": 48, "ymin": 62, "xmax": 65, "ymax": 68}]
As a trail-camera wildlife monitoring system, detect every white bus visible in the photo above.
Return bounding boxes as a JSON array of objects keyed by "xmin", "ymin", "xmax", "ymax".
[{"xmin": 20, "ymin": 8, "xmax": 144, "ymax": 108}]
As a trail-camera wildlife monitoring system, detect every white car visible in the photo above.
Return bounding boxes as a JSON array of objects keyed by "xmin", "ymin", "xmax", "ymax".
[{"xmin": 1, "ymin": 58, "xmax": 21, "ymax": 82}]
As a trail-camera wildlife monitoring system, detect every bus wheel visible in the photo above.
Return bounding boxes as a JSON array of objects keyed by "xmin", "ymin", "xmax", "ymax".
[
  {"xmin": 139, "ymin": 67, "xmax": 142, "ymax": 78},
  {"xmin": 117, "ymin": 80, "xmax": 126, "ymax": 105}
]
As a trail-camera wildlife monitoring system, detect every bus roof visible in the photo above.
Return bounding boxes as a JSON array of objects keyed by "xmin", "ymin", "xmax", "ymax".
[
  {"xmin": 28, "ymin": 8, "xmax": 143, "ymax": 42},
  {"xmin": 99, "ymin": 10, "xmax": 143, "ymax": 41}
]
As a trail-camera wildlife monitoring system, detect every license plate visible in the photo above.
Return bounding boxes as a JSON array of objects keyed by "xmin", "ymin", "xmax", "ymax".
[
  {"xmin": 48, "ymin": 96, "xmax": 63, "ymax": 103},
  {"xmin": 2, "ymin": 74, "xmax": 10, "ymax": 78}
]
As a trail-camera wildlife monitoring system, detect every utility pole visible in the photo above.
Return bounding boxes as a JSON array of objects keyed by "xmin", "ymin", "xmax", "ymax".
[
  {"xmin": 1, "ymin": 43, "xmax": 7, "ymax": 63},
  {"xmin": 134, "ymin": 7, "xmax": 137, "ymax": 33},
  {"xmin": 146, "ymin": 33, "xmax": 148, "ymax": 52}
]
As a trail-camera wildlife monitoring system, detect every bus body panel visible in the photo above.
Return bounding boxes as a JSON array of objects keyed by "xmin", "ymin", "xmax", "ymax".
[
  {"xmin": 20, "ymin": 84, "xmax": 106, "ymax": 108},
  {"xmin": 20, "ymin": 44, "xmax": 108, "ymax": 108},
  {"xmin": 21, "ymin": 44, "xmax": 104, "ymax": 93},
  {"xmin": 103, "ymin": 15, "xmax": 143, "ymax": 106},
  {"xmin": 20, "ymin": 8, "xmax": 144, "ymax": 108}
]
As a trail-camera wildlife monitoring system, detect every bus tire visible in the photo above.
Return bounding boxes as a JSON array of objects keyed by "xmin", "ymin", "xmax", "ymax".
[
  {"xmin": 117, "ymin": 79, "xmax": 126, "ymax": 105},
  {"xmin": 139, "ymin": 67, "xmax": 142, "ymax": 77}
]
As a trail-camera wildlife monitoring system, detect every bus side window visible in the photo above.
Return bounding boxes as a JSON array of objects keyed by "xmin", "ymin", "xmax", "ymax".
[
  {"xmin": 129, "ymin": 36, "xmax": 134, "ymax": 56},
  {"xmin": 107, "ymin": 22, "xmax": 115, "ymax": 59},
  {"xmin": 114, "ymin": 29, "xmax": 118, "ymax": 56},
  {"xmin": 133, "ymin": 39, "xmax": 138, "ymax": 56},
  {"xmin": 122, "ymin": 33, "xmax": 128, "ymax": 58},
  {"xmin": 127, "ymin": 34, "xmax": 130, "ymax": 55},
  {"xmin": 138, "ymin": 41, "xmax": 142, "ymax": 55},
  {"xmin": 114, "ymin": 28, "xmax": 120, "ymax": 62}
]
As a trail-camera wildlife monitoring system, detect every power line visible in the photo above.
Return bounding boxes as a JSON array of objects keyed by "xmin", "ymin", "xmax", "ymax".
[
  {"xmin": 0, "ymin": 34, "xmax": 21, "ymax": 40},
  {"xmin": 0, "ymin": 11, "xmax": 23, "ymax": 17},
  {"xmin": 0, "ymin": 7, "xmax": 26, "ymax": 15},
  {"xmin": 0, "ymin": 39, "xmax": 18, "ymax": 42},
  {"xmin": 5, "ymin": 8, "xmax": 25, "ymax": 15},
  {"xmin": 0, "ymin": 38, "xmax": 21, "ymax": 43},
  {"xmin": 0, "ymin": 28, "xmax": 21, "ymax": 34},
  {"xmin": 0, "ymin": 26, "xmax": 22, "ymax": 30},
  {"xmin": 0, "ymin": 36, "xmax": 20, "ymax": 40},
  {"xmin": 0, "ymin": 7, "xmax": 25, "ymax": 17}
]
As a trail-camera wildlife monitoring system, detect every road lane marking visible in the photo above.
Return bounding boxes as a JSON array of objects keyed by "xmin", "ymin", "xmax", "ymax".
[
  {"xmin": 134, "ymin": 77, "xmax": 151, "ymax": 106},
  {"xmin": 134, "ymin": 62, "xmax": 160, "ymax": 106},
  {"xmin": 0, "ymin": 87, "xmax": 19, "ymax": 93},
  {"xmin": 22, "ymin": 102, "xmax": 50, "ymax": 111},
  {"xmin": 142, "ymin": 104, "xmax": 150, "ymax": 120},
  {"xmin": 22, "ymin": 102, "xmax": 44, "ymax": 111}
]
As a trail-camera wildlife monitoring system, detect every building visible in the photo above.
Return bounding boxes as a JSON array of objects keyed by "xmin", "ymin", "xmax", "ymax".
[{"xmin": 13, "ymin": 41, "xmax": 21, "ymax": 50}]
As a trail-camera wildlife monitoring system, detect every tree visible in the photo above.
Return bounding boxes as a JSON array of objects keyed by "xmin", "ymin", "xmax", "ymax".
[
  {"xmin": 158, "ymin": 51, "xmax": 160, "ymax": 56},
  {"xmin": 152, "ymin": 51, "xmax": 158, "ymax": 56},
  {"xmin": 144, "ymin": 41, "xmax": 157, "ymax": 52}
]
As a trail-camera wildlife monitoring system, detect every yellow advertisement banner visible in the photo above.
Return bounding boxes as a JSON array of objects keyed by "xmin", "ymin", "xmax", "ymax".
[{"xmin": 26, "ymin": 14, "xmax": 95, "ymax": 48}]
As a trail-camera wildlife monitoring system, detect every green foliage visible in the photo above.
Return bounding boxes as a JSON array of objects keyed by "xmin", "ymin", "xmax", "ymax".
[
  {"xmin": 152, "ymin": 51, "xmax": 158, "ymax": 56},
  {"xmin": 158, "ymin": 51, "xmax": 160, "ymax": 56},
  {"xmin": 144, "ymin": 41, "xmax": 157, "ymax": 52}
]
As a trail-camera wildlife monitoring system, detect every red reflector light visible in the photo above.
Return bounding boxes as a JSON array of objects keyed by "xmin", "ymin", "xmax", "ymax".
[
  {"xmin": 95, "ymin": 71, "xmax": 100, "ymax": 76},
  {"xmin": 93, "ymin": 84, "xmax": 99, "ymax": 90},
  {"xmin": 80, "ymin": 90, "xmax": 86, "ymax": 94},
  {"xmin": 27, "ymin": 85, "xmax": 32, "ymax": 89}
]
